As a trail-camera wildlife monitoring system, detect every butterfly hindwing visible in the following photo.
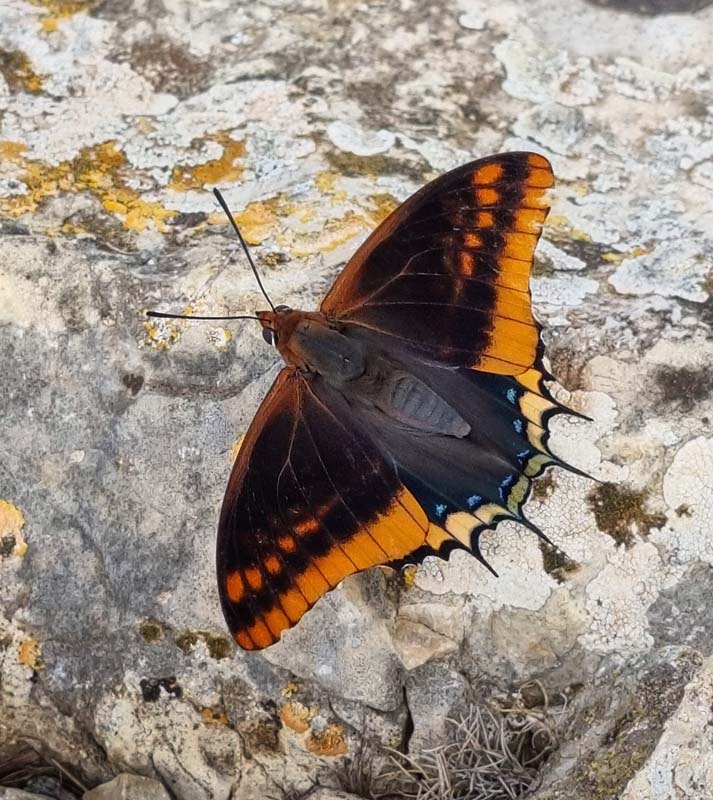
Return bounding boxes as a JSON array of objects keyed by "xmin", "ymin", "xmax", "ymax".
[
  {"xmin": 217, "ymin": 369, "xmax": 429, "ymax": 650},
  {"xmin": 340, "ymin": 333, "xmax": 571, "ymax": 573},
  {"xmin": 321, "ymin": 152, "xmax": 553, "ymax": 375}
]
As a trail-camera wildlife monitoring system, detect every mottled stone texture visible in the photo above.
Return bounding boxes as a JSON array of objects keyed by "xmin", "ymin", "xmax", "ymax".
[{"xmin": 1, "ymin": 0, "xmax": 713, "ymax": 798}]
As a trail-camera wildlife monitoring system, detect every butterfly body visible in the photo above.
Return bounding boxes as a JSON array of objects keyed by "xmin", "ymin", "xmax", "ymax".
[{"xmin": 218, "ymin": 152, "xmax": 582, "ymax": 651}]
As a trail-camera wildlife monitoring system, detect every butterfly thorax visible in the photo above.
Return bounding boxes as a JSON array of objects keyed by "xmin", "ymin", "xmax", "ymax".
[
  {"xmin": 258, "ymin": 309, "xmax": 366, "ymax": 383},
  {"xmin": 258, "ymin": 308, "xmax": 470, "ymax": 437}
]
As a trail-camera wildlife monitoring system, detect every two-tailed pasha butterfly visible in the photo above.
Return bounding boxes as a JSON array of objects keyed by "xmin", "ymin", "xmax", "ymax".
[{"xmin": 150, "ymin": 152, "xmax": 584, "ymax": 650}]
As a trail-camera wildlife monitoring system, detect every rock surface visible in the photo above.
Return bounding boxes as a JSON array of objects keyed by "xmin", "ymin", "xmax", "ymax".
[{"xmin": 2, "ymin": 0, "xmax": 713, "ymax": 798}]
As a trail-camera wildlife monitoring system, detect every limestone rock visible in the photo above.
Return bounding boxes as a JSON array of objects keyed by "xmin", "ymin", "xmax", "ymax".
[
  {"xmin": 84, "ymin": 775, "xmax": 171, "ymax": 800},
  {"xmin": 2, "ymin": 0, "xmax": 713, "ymax": 797}
]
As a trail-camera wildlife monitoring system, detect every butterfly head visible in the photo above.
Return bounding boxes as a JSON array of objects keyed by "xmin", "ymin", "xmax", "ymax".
[{"xmin": 257, "ymin": 304, "xmax": 292, "ymax": 347}]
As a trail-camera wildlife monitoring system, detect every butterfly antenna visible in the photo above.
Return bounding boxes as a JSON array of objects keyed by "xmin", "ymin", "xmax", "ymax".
[
  {"xmin": 146, "ymin": 311, "xmax": 261, "ymax": 321},
  {"xmin": 213, "ymin": 187, "xmax": 276, "ymax": 313}
]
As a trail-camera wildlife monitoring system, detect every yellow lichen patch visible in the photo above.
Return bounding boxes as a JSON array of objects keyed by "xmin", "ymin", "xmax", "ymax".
[
  {"xmin": 169, "ymin": 133, "xmax": 245, "ymax": 192},
  {"xmin": 282, "ymin": 211, "xmax": 368, "ymax": 257},
  {"xmin": 546, "ymin": 215, "xmax": 592, "ymax": 242},
  {"xmin": 232, "ymin": 200, "xmax": 281, "ymax": 245},
  {"xmin": 601, "ymin": 245, "xmax": 651, "ymax": 264},
  {"xmin": 401, "ymin": 564, "xmax": 418, "ymax": 588},
  {"xmin": 18, "ymin": 638, "xmax": 45, "ymax": 671},
  {"xmin": 281, "ymin": 681, "xmax": 300, "ymax": 698},
  {"xmin": 201, "ymin": 707, "xmax": 229, "ymax": 725},
  {"xmin": 0, "ymin": 500, "xmax": 27, "ymax": 557},
  {"xmin": 280, "ymin": 701, "xmax": 317, "ymax": 733},
  {"xmin": 41, "ymin": 16, "xmax": 59, "ymax": 32},
  {"xmin": 143, "ymin": 309, "xmax": 189, "ymax": 350},
  {"xmin": 28, "ymin": 0, "xmax": 96, "ymax": 17},
  {"xmin": 0, "ymin": 49, "xmax": 44, "ymax": 94},
  {"xmin": 367, "ymin": 193, "xmax": 398, "ymax": 224},
  {"xmin": 315, "ymin": 172, "xmax": 339, "ymax": 192},
  {"xmin": 0, "ymin": 141, "xmax": 27, "ymax": 161},
  {"xmin": 0, "ymin": 140, "xmax": 176, "ymax": 231},
  {"xmin": 306, "ymin": 724, "xmax": 348, "ymax": 756}
]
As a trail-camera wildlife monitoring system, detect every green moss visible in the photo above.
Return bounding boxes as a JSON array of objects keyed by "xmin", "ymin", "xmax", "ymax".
[
  {"xmin": 531, "ymin": 473, "xmax": 556, "ymax": 502},
  {"xmin": 175, "ymin": 630, "xmax": 232, "ymax": 659},
  {"xmin": 138, "ymin": 618, "xmax": 164, "ymax": 643},
  {"xmin": 587, "ymin": 483, "xmax": 667, "ymax": 547},
  {"xmin": 204, "ymin": 633, "xmax": 232, "ymax": 660},
  {"xmin": 175, "ymin": 631, "xmax": 198, "ymax": 653},
  {"xmin": 539, "ymin": 541, "xmax": 579, "ymax": 583}
]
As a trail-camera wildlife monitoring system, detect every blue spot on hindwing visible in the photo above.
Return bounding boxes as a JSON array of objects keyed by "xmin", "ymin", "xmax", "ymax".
[
  {"xmin": 435, "ymin": 503, "xmax": 447, "ymax": 518},
  {"xmin": 499, "ymin": 474, "xmax": 514, "ymax": 501},
  {"xmin": 513, "ymin": 419, "xmax": 524, "ymax": 434},
  {"xmin": 466, "ymin": 494, "xmax": 482, "ymax": 509},
  {"xmin": 506, "ymin": 387, "xmax": 517, "ymax": 404}
]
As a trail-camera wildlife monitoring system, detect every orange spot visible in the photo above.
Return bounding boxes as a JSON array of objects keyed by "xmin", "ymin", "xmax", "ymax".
[
  {"xmin": 521, "ymin": 187, "xmax": 548, "ymax": 208},
  {"xmin": 473, "ymin": 163, "xmax": 504, "ymax": 185},
  {"xmin": 244, "ymin": 566, "xmax": 263, "ymax": 591},
  {"xmin": 340, "ymin": 529, "xmax": 387, "ymax": 569},
  {"xmin": 502, "ymin": 232, "xmax": 537, "ymax": 262},
  {"xmin": 459, "ymin": 251, "xmax": 476, "ymax": 276},
  {"xmin": 247, "ymin": 618, "xmax": 275, "ymax": 649},
  {"xmin": 516, "ymin": 368, "xmax": 545, "ymax": 394},
  {"xmin": 463, "ymin": 232, "xmax": 482, "ymax": 248},
  {"xmin": 294, "ymin": 517, "xmax": 320, "ymax": 536},
  {"xmin": 315, "ymin": 548, "xmax": 358, "ymax": 585},
  {"xmin": 235, "ymin": 631, "xmax": 255, "ymax": 650},
  {"xmin": 264, "ymin": 555, "xmax": 282, "ymax": 575},
  {"xmin": 366, "ymin": 490, "xmax": 427, "ymax": 559},
  {"xmin": 263, "ymin": 606, "xmax": 291, "ymax": 637},
  {"xmin": 397, "ymin": 488, "xmax": 429, "ymax": 530},
  {"xmin": 278, "ymin": 586, "xmax": 310, "ymax": 622},
  {"xmin": 294, "ymin": 565, "xmax": 330, "ymax": 603},
  {"xmin": 493, "ymin": 287, "xmax": 534, "ymax": 324},
  {"xmin": 495, "ymin": 258, "xmax": 531, "ymax": 292},
  {"xmin": 475, "ymin": 212, "xmax": 494, "ymax": 229},
  {"xmin": 278, "ymin": 535, "xmax": 297, "ymax": 552},
  {"xmin": 526, "ymin": 168, "xmax": 554, "ymax": 189},
  {"xmin": 475, "ymin": 317, "xmax": 537, "ymax": 372},
  {"xmin": 476, "ymin": 188, "xmax": 499, "ymax": 205},
  {"xmin": 225, "ymin": 571, "xmax": 245, "ymax": 602},
  {"xmin": 528, "ymin": 153, "xmax": 551, "ymax": 170},
  {"xmin": 513, "ymin": 207, "xmax": 547, "ymax": 234}
]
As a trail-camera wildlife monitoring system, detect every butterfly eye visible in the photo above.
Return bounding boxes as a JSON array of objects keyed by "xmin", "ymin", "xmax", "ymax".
[
  {"xmin": 262, "ymin": 329, "xmax": 277, "ymax": 346},
  {"xmin": 275, "ymin": 304, "xmax": 291, "ymax": 312}
]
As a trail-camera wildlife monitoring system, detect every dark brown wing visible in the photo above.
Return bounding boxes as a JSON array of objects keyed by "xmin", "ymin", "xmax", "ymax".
[
  {"xmin": 216, "ymin": 368, "xmax": 428, "ymax": 650},
  {"xmin": 321, "ymin": 152, "xmax": 553, "ymax": 375}
]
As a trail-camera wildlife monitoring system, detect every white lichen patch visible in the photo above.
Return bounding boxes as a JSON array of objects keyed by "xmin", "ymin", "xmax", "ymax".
[
  {"xmin": 658, "ymin": 438, "xmax": 713, "ymax": 566},
  {"xmin": 532, "ymin": 274, "xmax": 599, "ymax": 308},
  {"xmin": 609, "ymin": 240, "xmax": 711, "ymax": 304},
  {"xmin": 416, "ymin": 526, "xmax": 558, "ymax": 613},
  {"xmin": 326, "ymin": 120, "xmax": 396, "ymax": 157},
  {"xmin": 579, "ymin": 541, "xmax": 667, "ymax": 656}
]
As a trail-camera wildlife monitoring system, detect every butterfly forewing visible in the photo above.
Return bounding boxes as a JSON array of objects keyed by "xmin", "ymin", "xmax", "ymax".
[{"xmin": 321, "ymin": 152, "xmax": 553, "ymax": 374}]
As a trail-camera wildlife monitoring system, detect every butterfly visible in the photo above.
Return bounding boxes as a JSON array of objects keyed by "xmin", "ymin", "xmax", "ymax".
[{"xmin": 150, "ymin": 151, "xmax": 582, "ymax": 650}]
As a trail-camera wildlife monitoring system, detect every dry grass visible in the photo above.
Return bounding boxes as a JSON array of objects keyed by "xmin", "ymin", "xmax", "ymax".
[
  {"xmin": 0, "ymin": 743, "xmax": 87, "ymax": 799},
  {"xmin": 373, "ymin": 683, "xmax": 563, "ymax": 800}
]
